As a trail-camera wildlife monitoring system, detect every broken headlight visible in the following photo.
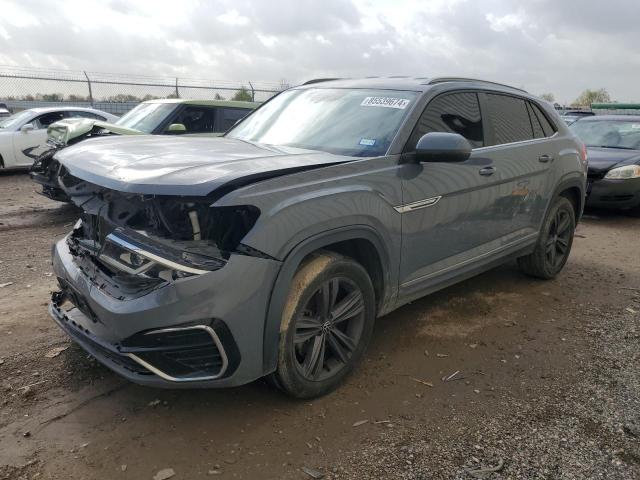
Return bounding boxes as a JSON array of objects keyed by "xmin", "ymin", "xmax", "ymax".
[{"xmin": 99, "ymin": 230, "xmax": 226, "ymax": 281}]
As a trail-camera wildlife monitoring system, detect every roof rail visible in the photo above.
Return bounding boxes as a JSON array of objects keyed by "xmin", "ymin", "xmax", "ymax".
[
  {"xmin": 426, "ymin": 77, "xmax": 527, "ymax": 93},
  {"xmin": 302, "ymin": 78, "xmax": 343, "ymax": 85}
]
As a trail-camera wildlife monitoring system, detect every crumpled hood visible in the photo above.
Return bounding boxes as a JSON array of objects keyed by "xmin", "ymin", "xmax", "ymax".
[
  {"xmin": 587, "ymin": 147, "xmax": 640, "ymax": 175},
  {"xmin": 55, "ymin": 135, "xmax": 351, "ymax": 196},
  {"xmin": 48, "ymin": 118, "xmax": 143, "ymax": 145}
]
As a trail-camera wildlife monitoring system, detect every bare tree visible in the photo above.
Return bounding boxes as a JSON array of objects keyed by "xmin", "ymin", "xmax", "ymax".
[{"xmin": 540, "ymin": 93, "xmax": 555, "ymax": 102}]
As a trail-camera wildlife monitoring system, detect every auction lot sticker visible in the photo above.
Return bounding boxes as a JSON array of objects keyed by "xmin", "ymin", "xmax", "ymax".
[{"xmin": 361, "ymin": 97, "xmax": 411, "ymax": 109}]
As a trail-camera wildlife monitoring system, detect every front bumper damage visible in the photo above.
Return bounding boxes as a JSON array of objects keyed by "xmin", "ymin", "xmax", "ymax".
[
  {"xmin": 48, "ymin": 171, "xmax": 282, "ymax": 387},
  {"xmin": 51, "ymin": 236, "xmax": 281, "ymax": 387}
]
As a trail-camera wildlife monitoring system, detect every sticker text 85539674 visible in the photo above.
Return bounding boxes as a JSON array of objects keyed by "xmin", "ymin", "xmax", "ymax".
[{"xmin": 360, "ymin": 97, "xmax": 411, "ymax": 109}]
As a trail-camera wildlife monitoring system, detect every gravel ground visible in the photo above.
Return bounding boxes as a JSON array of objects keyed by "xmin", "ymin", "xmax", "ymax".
[{"xmin": 0, "ymin": 171, "xmax": 639, "ymax": 479}]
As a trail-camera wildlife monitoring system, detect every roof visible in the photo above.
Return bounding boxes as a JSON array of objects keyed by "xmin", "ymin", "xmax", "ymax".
[
  {"xmin": 26, "ymin": 106, "xmax": 108, "ymax": 114},
  {"xmin": 297, "ymin": 76, "xmax": 527, "ymax": 94},
  {"xmin": 142, "ymin": 98, "xmax": 260, "ymax": 108},
  {"xmin": 577, "ymin": 115, "xmax": 640, "ymax": 122}
]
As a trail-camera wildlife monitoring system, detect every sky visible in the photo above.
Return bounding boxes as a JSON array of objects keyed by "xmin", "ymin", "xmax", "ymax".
[{"xmin": 0, "ymin": 0, "xmax": 638, "ymax": 104}]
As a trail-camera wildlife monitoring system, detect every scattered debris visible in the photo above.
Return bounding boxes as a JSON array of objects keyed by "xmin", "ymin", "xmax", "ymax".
[
  {"xmin": 44, "ymin": 346, "xmax": 68, "ymax": 358},
  {"xmin": 424, "ymin": 349, "xmax": 429, "ymax": 356},
  {"xmin": 468, "ymin": 343, "xmax": 478, "ymax": 349},
  {"xmin": 0, "ymin": 282, "xmax": 13, "ymax": 288},
  {"xmin": 302, "ymin": 466, "xmax": 325, "ymax": 479},
  {"xmin": 374, "ymin": 420, "xmax": 391, "ymax": 424},
  {"xmin": 23, "ymin": 431, "xmax": 31, "ymax": 438},
  {"xmin": 624, "ymin": 307, "xmax": 637, "ymax": 314},
  {"xmin": 147, "ymin": 399, "xmax": 161, "ymax": 407},
  {"xmin": 207, "ymin": 470, "xmax": 222, "ymax": 475},
  {"xmin": 411, "ymin": 377, "xmax": 434, "ymax": 387},
  {"xmin": 121, "ymin": 464, "xmax": 127, "ymax": 472},
  {"xmin": 442, "ymin": 370, "xmax": 461, "ymax": 382},
  {"xmin": 465, "ymin": 458, "xmax": 504, "ymax": 479},
  {"xmin": 436, "ymin": 353, "xmax": 449, "ymax": 358},
  {"xmin": 153, "ymin": 468, "xmax": 176, "ymax": 480},
  {"xmin": 352, "ymin": 420, "xmax": 369, "ymax": 427}
]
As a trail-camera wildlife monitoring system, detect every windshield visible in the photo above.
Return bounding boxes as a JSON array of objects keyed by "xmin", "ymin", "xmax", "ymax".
[
  {"xmin": 0, "ymin": 110, "xmax": 33, "ymax": 129},
  {"xmin": 115, "ymin": 102, "xmax": 176, "ymax": 133},
  {"xmin": 570, "ymin": 120, "xmax": 640, "ymax": 150},
  {"xmin": 227, "ymin": 88, "xmax": 418, "ymax": 157}
]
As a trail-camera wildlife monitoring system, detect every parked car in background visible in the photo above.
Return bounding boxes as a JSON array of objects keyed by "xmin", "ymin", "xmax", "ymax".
[
  {"xmin": 47, "ymin": 77, "xmax": 586, "ymax": 398},
  {"xmin": 30, "ymin": 99, "xmax": 258, "ymax": 201},
  {"xmin": 0, "ymin": 102, "xmax": 11, "ymax": 119},
  {"xmin": 0, "ymin": 106, "xmax": 117, "ymax": 169},
  {"xmin": 560, "ymin": 110, "xmax": 595, "ymax": 125},
  {"xmin": 570, "ymin": 115, "xmax": 640, "ymax": 211}
]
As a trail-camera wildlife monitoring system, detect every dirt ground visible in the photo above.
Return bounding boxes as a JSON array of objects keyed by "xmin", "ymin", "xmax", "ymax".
[{"xmin": 0, "ymin": 171, "xmax": 639, "ymax": 480}]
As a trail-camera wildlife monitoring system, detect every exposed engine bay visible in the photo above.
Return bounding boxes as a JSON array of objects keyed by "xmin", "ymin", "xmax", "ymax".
[{"xmin": 59, "ymin": 170, "xmax": 264, "ymax": 300}]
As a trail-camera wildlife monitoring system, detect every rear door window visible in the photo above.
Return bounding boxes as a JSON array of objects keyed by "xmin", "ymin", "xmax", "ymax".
[
  {"xmin": 407, "ymin": 92, "xmax": 484, "ymax": 150},
  {"xmin": 484, "ymin": 94, "xmax": 535, "ymax": 145}
]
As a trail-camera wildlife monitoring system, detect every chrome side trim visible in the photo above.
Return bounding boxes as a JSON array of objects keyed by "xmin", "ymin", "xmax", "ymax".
[
  {"xmin": 104, "ymin": 233, "xmax": 209, "ymax": 275},
  {"xmin": 394, "ymin": 195, "xmax": 442, "ymax": 213},
  {"xmin": 127, "ymin": 325, "xmax": 229, "ymax": 382}
]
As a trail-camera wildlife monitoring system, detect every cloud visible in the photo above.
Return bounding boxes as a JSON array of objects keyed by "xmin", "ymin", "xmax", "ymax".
[{"xmin": 0, "ymin": 0, "xmax": 638, "ymax": 102}]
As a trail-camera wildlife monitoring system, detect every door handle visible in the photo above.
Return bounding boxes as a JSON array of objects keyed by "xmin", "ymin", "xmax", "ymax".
[
  {"xmin": 538, "ymin": 154, "xmax": 553, "ymax": 163},
  {"xmin": 478, "ymin": 166, "xmax": 496, "ymax": 176}
]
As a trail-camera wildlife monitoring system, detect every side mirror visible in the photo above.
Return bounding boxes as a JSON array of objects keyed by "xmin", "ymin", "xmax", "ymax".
[
  {"xmin": 415, "ymin": 132, "xmax": 472, "ymax": 163},
  {"xmin": 20, "ymin": 123, "xmax": 35, "ymax": 133},
  {"xmin": 166, "ymin": 123, "xmax": 186, "ymax": 134}
]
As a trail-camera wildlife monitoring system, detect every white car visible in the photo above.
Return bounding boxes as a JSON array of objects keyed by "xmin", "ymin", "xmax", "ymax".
[{"xmin": 0, "ymin": 107, "xmax": 118, "ymax": 169}]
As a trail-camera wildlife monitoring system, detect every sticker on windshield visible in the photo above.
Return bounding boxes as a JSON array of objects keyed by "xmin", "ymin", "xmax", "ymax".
[
  {"xmin": 360, "ymin": 97, "xmax": 411, "ymax": 109},
  {"xmin": 359, "ymin": 138, "xmax": 376, "ymax": 146}
]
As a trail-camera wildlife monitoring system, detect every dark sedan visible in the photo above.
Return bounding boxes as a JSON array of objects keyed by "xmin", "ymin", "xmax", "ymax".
[{"xmin": 570, "ymin": 115, "xmax": 640, "ymax": 211}]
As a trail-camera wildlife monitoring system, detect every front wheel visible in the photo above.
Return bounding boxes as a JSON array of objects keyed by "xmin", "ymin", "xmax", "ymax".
[
  {"xmin": 518, "ymin": 196, "xmax": 576, "ymax": 279},
  {"xmin": 270, "ymin": 252, "xmax": 376, "ymax": 398}
]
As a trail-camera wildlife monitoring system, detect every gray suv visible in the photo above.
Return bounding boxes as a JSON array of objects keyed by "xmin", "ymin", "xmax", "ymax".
[{"xmin": 49, "ymin": 77, "xmax": 587, "ymax": 398}]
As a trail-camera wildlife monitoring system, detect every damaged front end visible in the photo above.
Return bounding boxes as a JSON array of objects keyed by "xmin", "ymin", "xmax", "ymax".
[
  {"xmin": 29, "ymin": 119, "xmax": 142, "ymax": 202},
  {"xmin": 49, "ymin": 171, "xmax": 279, "ymax": 385},
  {"xmin": 60, "ymin": 171, "xmax": 265, "ymax": 299}
]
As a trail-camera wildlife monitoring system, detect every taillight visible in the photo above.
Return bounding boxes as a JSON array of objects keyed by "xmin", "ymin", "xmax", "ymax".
[{"xmin": 580, "ymin": 143, "xmax": 588, "ymax": 164}]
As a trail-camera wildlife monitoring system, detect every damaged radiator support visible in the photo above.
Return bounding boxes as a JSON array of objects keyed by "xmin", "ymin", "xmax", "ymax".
[{"xmin": 60, "ymin": 172, "xmax": 266, "ymax": 299}]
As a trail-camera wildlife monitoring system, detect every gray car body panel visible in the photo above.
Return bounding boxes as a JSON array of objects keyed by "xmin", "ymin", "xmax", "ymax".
[
  {"xmin": 53, "ymin": 135, "xmax": 354, "ymax": 196},
  {"xmin": 50, "ymin": 78, "xmax": 586, "ymax": 387}
]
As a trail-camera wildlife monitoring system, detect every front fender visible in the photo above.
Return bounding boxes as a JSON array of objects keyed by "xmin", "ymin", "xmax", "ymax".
[{"xmin": 260, "ymin": 225, "xmax": 396, "ymax": 375}]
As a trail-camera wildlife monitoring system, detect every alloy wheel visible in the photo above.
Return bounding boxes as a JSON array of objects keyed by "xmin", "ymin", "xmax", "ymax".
[
  {"xmin": 293, "ymin": 277, "xmax": 365, "ymax": 381},
  {"xmin": 544, "ymin": 208, "xmax": 572, "ymax": 269}
]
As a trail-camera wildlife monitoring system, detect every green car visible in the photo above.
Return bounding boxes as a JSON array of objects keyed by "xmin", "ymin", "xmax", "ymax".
[{"xmin": 30, "ymin": 99, "xmax": 259, "ymax": 201}]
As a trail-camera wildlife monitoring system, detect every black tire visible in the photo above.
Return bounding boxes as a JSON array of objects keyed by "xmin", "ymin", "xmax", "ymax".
[
  {"xmin": 517, "ymin": 196, "xmax": 576, "ymax": 279},
  {"xmin": 269, "ymin": 251, "xmax": 376, "ymax": 398}
]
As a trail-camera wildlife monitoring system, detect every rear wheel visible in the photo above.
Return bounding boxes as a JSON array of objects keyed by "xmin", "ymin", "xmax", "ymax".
[
  {"xmin": 518, "ymin": 196, "xmax": 576, "ymax": 279},
  {"xmin": 270, "ymin": 252, "xmax": 375, "ymax": 398}
]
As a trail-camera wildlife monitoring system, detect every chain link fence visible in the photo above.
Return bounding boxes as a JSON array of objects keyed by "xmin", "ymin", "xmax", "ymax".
[{"xmin": 0, "ymin": 65, "xmax": 289, "ymax": 116}]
